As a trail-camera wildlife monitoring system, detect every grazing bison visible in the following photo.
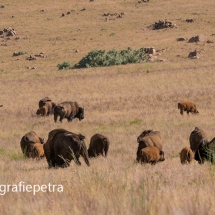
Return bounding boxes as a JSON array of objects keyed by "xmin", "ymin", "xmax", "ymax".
[
  {"xmin": 43, "ymin": 129, "xmax": 90, "ymax": 168},
  {"xmin": 178, "ymin": 101, "xmax": 199, "ymax": 115},
  {"xmin": 137, "ymin": 146, "xmax": 165, "ymax": 165},
  {"xmin": 20, "ymin": 131, "xmax": 44, "ymax": 158},
  {"xmin": 37, "ymin": 97, "xmax": 56, "ymax": 116},
  {"xmin": 0, "ymin": 105, "xmax": 3, "ymax": 107},
  {"xmin": 136, "ymin": 130, "xmax": 163, "ymax": 161},
  {"xmin": 180, "ymin": 147, "xmax": 194, "ymax": 164},
  {"xmin": 194, "ymin": 137, "xmax": 215, "ymax": 164},
  {"xmin": 189, "ymin": 127, "xmax": 208, "ymax": 152},
  {"xmin": 54, "ymin": 101, "xmax": 84, "ymax": 122},
  {"xmin": 36, "ymin": 105, "xmax": 48, "ymax": 117},
  {"xmin": 88, "ymin": 134, "xmax": 110, "ymax": 158}
]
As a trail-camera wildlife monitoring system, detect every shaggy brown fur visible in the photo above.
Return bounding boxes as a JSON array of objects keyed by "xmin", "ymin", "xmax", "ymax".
[
  {"xmin": 20, "ymin": 131, "xmax": 44, "ymax": 158},
  {"xmin": 180, "ymin": 147, "xmax": 194, "ymax": 164},
  {"xmin": 29, "ymin": 143, "xmax": 45, "ymax": 159},
  {"xmin": 43, "ymin": 129, "xmax": 68, "ymax": 166},
  {"xmin": 88, "ymin": 134, "xmax": 110, "ymax": 158},
  {"xmin": 137, "ymin": 146, "xmax": 165, "ymax": 165},
  {"xmin": 38, "ymin": 97, "xmax": 56, "ymax": 116},
  {"xmin": 39, "ymin": 97, "xmax": 52, "ymax": 108},
  {"xmin": 178, "ymin": 101, "xmax": 199, "ymax": 115},
  {"xmin": 189, "ymin": 127, "xmax": 208, "ymax": 152},
  {"xmin": 136, "ymin": 130, "xmax": 163, "ymax": 161},
  {"xmin": 43, "ymin": 129, "xmax": 90, "ymax": 168}
]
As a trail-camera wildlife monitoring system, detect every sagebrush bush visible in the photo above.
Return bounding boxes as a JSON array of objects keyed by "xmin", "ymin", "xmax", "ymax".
[
  {"xmin": 12, "ymin": 51, "xmax": 27, "ymax": 56},
  {"xmin": 72, "ymin": 47, "xmax": 148, "ymax": 68},
  {"xmin": 57, "ymin": 61, "xmax": 71, "ymax": 70}
]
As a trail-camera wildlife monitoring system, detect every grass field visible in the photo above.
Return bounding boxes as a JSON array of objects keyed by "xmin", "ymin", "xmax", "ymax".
[{"xmin": 1, "ymin": 0, "xmax": 215, "ymax": 214}]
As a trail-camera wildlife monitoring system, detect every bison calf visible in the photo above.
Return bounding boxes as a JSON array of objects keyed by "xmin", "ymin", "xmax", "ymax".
[
  {"xmin": 137, "ymin": 146, "xmax": 165, "ymax": 165},
  {"xmin": 178, "ymin": 101, "xmax": 199, "ymax": 115},
  {"xmin": 37, "ymin": 97, "xmax": 56, "ymax": 117},
  {"xmin": 180, "ymin": 147, "xmax": 194, "ymax": 164},
  {"xmin": 36, "ymin": 105, "xmax": 48, "ymax": 117},
  {"xmin": 136, "ymin": 130, "xmax": 163, "ymax": 161},
  {"xmin": 88, "ymin": 134, "xmax": 110, "ymax": 158}
]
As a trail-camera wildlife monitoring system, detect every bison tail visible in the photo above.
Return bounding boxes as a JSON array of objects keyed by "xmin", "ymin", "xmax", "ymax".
[{"xmin": 104, "ymin": 138, "xmax": 109, "ymax": 157}]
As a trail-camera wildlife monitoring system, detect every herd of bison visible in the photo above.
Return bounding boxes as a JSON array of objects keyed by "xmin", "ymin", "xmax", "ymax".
[{"xmin": 17, "ymin": 97, "xmax": 215, "ymax": 168}]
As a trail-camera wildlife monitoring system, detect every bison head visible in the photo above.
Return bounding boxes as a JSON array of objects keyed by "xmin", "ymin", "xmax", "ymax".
[
  {"xmin": 76, "ymin": 107, "xmax": 84, "ymax": 121},
  {"xmin": 137, "ymin": 130, "xmax": 153, "ymax": 143}
]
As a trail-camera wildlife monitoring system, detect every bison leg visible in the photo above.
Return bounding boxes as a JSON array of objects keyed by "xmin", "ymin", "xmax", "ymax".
[
  {"xmin": 151, "ymin": 161, "xmax": 157, "ymax": 165},
  {"xmin": 104, "ymin": 139, "xmax": 109, "ymax": 157},
  {"xmin": 68, "ymin": 115, "xmax": 74, "ymax": 122},
  {"xmin": 59, "ymin": 115, "xmax": 64, "ymax": 123},
  {"xmin": 54, "ymin": 113, "xmax": 58, "ymax": 122}
]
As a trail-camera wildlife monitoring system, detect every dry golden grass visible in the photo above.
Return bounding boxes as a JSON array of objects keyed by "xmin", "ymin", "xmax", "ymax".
[{"xmin": 1, "ymin": 0, "xmax": 215, "ymax": 214}]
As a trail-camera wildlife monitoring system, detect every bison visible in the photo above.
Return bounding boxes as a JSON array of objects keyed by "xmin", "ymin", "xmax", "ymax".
[
  {"xmin": 136, "ymin": 130, "xmax": 163, "ymax": 161},
  {"xmin": 20, "ymin": 131, "xmax": 44, "ymax": 159},
  {"xmin": 180, "ymin": 147, "xmax": 194, "ymax": 164},
  {"xmin": 36, "ymin": 97, "xmax": 56, "ymax": 117},
  {"xmin": 36, "ymin": 105, "xmax": 48, "ymax": 117},
  {"xmin": 43, "ymin": 129, "xmax": 90, "ymax": 168},
  {"xmin": 54, "ymin": 101, "xmax": 84, "ymax": 123},
  {"xmin": 137, "ymin": 146, "xmax": 165, "ymax": 165},
  {"xmin": 194, "ymin": 137, "xmax": 215, "ymax": 164},
  {"xmin": 178, "ymin": 101, "xmax": 199, "ymax": 115},
  {"xmin": 88, "ymin": 134, "xmax": 110, "ymax": 158},
  {"xmin": 0, "ymin": 105, "xmax": 3, "ymax": 107},
  {"xmin": 189, "ymin": 127, "xmax": 208, "ymax": 152}
]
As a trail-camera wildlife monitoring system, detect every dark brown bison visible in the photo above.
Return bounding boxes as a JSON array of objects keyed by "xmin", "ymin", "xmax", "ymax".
[
  {"xmin": 194, "ymin": 137, "xmax": 215, "ymax": 164},
  {"xmin": 88, "ymin": 134, "xmax": 110, "ymax": 158},
  {"xmin": 189, "ymin": 127, "xmax": 208, "ymax": 152},
  {"xmin": 178, "ymin": 101, "xmax": 199, "ymax": 115},
  {"xmin": 43, "ymin": 129, "xmax": 90, "ymax": 168},
  {"xmin": 37, "ymin": 97, "xmax": 56, "ymax": 116},
  {"xmin": 136, "ymin": 130, "xmax": 163, "ymax": 161},
  {"xmin": 54, "ymin": 101, "xmax": 84, "ymax": 122},
  {"xmin": 137, "ymin": 146, "xmax": 165, "ymax": 165},
  {"xmin": 180, "ymin": 147, "xmax": 194, "ymax": 164},
  {"xmin": 20, "ymin": 131, "xmax": 44, "ymax": 158},
  {"xmin": 0, "ymin": 105, "xmax": 3, "ymax": 107}
]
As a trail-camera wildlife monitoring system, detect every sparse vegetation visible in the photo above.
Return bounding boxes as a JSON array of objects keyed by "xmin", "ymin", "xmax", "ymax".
[
  {"xmin": 57, "ymin": 61, "xmax": 72, "ymax": 70},
  {"xmin": 12, "ymin": 51, "xmax": 27, "ymax": 56},
  {"xmin": 1, "ymin": 0, "xmax": 215, "ymax": 214}
]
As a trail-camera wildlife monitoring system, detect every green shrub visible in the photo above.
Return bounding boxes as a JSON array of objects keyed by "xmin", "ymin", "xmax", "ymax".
[
  {"xmin": 57, "ymin": 61, "xmax": 71, "ymax": 70},
  {"xmin": 73, "ymin": 47, "xmax": 147, "ymax": 69}
]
